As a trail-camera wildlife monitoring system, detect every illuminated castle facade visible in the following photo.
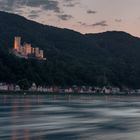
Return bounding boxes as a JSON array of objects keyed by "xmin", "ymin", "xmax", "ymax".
[{"xmin": 13, "ymin": 36, "xmax": 46, "ymax": 60}]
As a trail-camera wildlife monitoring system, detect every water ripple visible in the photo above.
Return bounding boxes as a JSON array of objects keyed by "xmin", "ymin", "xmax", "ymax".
[{"xmin": 0, "ymin": 95, "xmax": 140, "ymax": 140}]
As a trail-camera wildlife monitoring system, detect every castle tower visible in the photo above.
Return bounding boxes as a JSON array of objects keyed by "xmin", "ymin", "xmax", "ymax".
[
  {"xmin": 35, "ymin": 47, "xmax": 40, "ymax": 58},
  {"xmin": 14, "ymin": 36, "xmax": 21, "ymax": 51},
  {"xmin": 24, "ymin": 43, "xmax": 32, "ymax": 55},
  {"xmin": 40, "ymin": 50, "xmax": 44, "ymax": 58}
]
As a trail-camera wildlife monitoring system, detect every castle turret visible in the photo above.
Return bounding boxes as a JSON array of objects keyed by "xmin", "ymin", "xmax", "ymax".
[{"xmin": 14, "ymin": 36, "xmax": 21, "ymax": 51}]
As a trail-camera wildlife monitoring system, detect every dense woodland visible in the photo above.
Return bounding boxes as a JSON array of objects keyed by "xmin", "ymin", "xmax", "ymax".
[{"xmin": 0, "ymin": 11, "xmax": 140, "ymax": 88}]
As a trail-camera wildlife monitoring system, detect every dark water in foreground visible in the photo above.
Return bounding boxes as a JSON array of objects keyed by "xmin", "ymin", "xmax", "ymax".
[{"xmin": 0, "ymin": 94, "xmax": 140, "ymax": 140}]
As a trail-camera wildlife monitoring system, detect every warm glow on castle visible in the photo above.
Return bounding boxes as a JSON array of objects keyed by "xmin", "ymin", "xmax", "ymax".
[{"xmin": 13, "ymin": 36, "xmax": 46, "ymax": 60}]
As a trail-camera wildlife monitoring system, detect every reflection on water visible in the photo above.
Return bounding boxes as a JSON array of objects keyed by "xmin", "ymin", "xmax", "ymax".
[{"xmin": 1, "ymin": 95, "xmax": 140, "ymax": 140}]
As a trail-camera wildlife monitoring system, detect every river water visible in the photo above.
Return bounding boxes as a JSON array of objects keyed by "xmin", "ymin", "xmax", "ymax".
[{"xmin": 0, "ymin": 94, "xmax": 140, "ymax": 140}]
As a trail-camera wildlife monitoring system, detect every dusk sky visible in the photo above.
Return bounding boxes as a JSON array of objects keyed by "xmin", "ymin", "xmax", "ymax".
[{"xmin": 0, "ymin": 0, "xmax": 140, "ymax": 37}]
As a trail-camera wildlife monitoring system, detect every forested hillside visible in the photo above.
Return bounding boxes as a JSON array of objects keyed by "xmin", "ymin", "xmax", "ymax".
[{"xmin": 0, "ymin": 11, "xmax": 140, "ymax": 88}]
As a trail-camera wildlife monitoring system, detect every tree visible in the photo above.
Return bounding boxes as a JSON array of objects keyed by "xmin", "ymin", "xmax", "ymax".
[{"xmin": 17, "ymin": 79, "xmax": 30, "ymax": 90}]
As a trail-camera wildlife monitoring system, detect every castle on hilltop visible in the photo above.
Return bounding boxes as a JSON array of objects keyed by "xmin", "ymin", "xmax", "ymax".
[{"xmin": 13, "ymin": 36, "xmax": 46, "ymax": 60}]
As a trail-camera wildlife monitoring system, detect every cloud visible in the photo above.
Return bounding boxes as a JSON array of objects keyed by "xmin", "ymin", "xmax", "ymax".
[
  {"xmin": 0, "ymin": 0, "xmax": 61, "ymax": 13},
  {"xmin": 63, "ymin": 0, "xmax": 80, "ymax": 7},
  {"xmin": 63, "ymin": 3, "xmax": 75, "ymax": 7},
  {"xmin": 115, "ymin": 19, "xmax": 122, "ymax": 22},
  {"xmin": 87, "ymin": 10, "xmax": 97, "ymax": 14},
  {"xmin": 57, "ymin": 14, "xmax": 73, "ymax": 20},
  {"xmin": 78, "ymin": 20, "xmax": 108, "ymax": 28},
  {"xmin": 27, "ymin": 10, "xmax": 41, "ymax": 19},
  {"xmin": 92, "ymin": 20, "xmax": 108, "ymax": 27},
  {"xmin": 0, "ymin": 0, "xmax": 19, "ymax": 11},
  {"xmin": 0, "ymin": 0, "xmax": 79, "ymax": 21},
  {"xmin": 78, "ymin": 21, "xmax": 88, "ymax": 26},
  {"xmin": 41, "ymin": 1, "xmax": 61, "ymax": 13},
  {"xmin": 28, "ymin": 14, "xmax": 39, "ymax": 19},
  {"xmin": 0, "ymin": 0, "xmax": 80, "ymax": 13}
]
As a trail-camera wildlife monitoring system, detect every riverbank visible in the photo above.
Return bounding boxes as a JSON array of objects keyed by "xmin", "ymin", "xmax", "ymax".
[{"xmin": 1, "ymin": 91, "xmax": 140, "ymax": 96}]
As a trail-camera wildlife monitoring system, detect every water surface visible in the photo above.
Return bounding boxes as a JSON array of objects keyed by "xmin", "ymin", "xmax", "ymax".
[{"xmin": 0, "ymin": 94, "xmax": 140, "ymax": 140}]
